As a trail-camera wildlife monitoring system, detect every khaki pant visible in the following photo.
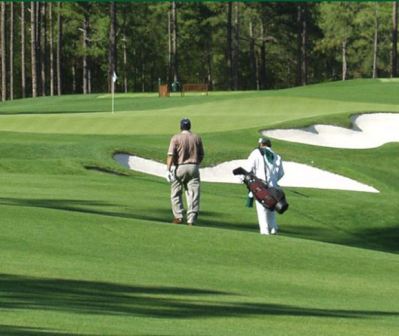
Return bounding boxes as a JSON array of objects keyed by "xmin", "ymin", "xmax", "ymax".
[{"xmin": 171, "ymin": 164, "xmax": 200, "ymax": 224}]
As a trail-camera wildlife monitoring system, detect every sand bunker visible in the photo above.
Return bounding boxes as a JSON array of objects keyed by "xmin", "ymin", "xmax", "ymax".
[
  {"xmin": 262, "ymin": 113, "xmax": 399, "ymax": 149},
  {"xmin": 114, "ymin": 154, "xmax": 378, "ymax": 193},
  {"xmin": 112, "ymin": 113, "xmax": 399, "ymax": 193}
]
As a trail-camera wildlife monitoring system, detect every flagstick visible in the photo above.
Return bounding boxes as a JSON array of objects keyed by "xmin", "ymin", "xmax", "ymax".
[
  {"xmin": 112, "ymin": 79, "xmax": 115, "ymax": 114},
  {"xmin": 111, "ymin": 71, "xmax": 117, "ymax": 114}
]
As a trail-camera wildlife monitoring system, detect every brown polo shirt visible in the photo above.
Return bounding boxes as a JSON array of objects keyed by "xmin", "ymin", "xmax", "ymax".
[{"xmin": 168, "ymin": 130, "xmax": 204, "ymax": 165}]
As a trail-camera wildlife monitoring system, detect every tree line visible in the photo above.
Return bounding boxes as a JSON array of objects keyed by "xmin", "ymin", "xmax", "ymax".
[{"xmin": 0, "ymin": 1, "xmax": 398, "ymax": 101}]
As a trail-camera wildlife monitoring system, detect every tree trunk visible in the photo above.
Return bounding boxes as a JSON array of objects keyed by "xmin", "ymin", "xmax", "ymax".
[
  {"xmin": 30, "ymin": 1, "xmax": 37, "ymax": 98},
  {"xmin": 88, "ymin": 68, "xmax": 91, "ymax": 93},
  {"xmin": 141, "ymin": 59, "xmax": 145, "ymax": 92},
  {"xmin": 233, "ymin": 2, "xmax": 240, "ymax": 90},
  {"xmin": 56, "ymin": 2, "xmax": 62, "ymax": 95},
  {"xmin": 35, "ymin": 2, "xmax": 41, "ymax": 95},
  {"xmin": 170, "ymin": 1, "xmax": 178, "ymax": 83},
  {"xmin": 21, "ymin": 2, "xmax": 26, "ymax": 98},
  {"xmin": 342, "ymin": 40, "xmax": 347, "ymax": 81},
  {"xmin": 206, "ymin": 35, "xmax": 212, "ymax": 90},
  {"xmin": 227, "ymin": 2, "xmax": 233, "ymax": 90},
  {"xmin": 9, "ymin": 2, "xmax": 14, "ymax": 100},
  {"xmin": 167, "ymin": 10, "xmax": 171, "ymax": 83},
  {"xmin": 301, "ymin": 4, "xmax": 307, "ymax": 85},
  {"xmin": 249, "ymin": 21, "xmax": 257, "ymax": 90},
  {"xmin": 259, "ymin": 23, "xmax": 266, "ymax": 90},
  {"xmin": 108, "ymin": 1, "xmax": 116, "ymax": 92},
  {"xmin": 296, "ymin": 4, "xmax": 307, "ymax": 86},
  {"xmin": 72, "ymin": 63, "xmax": 76, "ymax": 92},
  {"xmin": 40, "ymin": 2, "xmax": 46, "ymax": 96},
  {"xmin": 82, "ymin": 4, "xmax": 89, "ymax": 94},
  {"xmin": 1, "ymin": 2, "xmax": 6, "ymax": 102},
  {"xmin": 372, "ymin": 4, "xmax": 379, "ymax": 79},
  {"xmin": 49, "ymin": 3, "xmax": 54, "ymax": 96},
  {"xmin": 207, "ymin": 51, "xmax": 212, "ymax": 90},
  {"xmin": 86, "ymin": 5, "xmax": 91, "ymax": 94},
  {"xmin": 392, "ymin": 1, "xmax": 398, "ymax": 77},
  {"xmin": 296, "ymin": 4, "xmax": 302, "ymax": 86},
  {"xmin": 255, "ymin": 47, "xmax": 260, "ymax": 90},
  {"xmin": 123, "ymin": 35, "xmax": 128, "ymax": 93}
]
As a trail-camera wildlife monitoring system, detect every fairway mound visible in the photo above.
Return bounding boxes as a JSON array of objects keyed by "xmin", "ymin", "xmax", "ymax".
[
  {"xmin": 114, "ymin": 154, "xmax": 378, "ymax": 193},
  {"xmin": 262, "ymin": 113, "xmax": 399, "ymax": 149}
]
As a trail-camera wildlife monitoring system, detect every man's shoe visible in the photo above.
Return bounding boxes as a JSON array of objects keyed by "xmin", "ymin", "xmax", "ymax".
[{"xmin": 172, "ymin": 218, "xmax": 183, "ymax": 224}]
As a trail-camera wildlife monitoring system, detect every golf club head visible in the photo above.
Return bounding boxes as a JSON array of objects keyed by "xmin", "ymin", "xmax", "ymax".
[{"xmin": 232, "ymin": 167, "xmax": 248, "ymax": 176}]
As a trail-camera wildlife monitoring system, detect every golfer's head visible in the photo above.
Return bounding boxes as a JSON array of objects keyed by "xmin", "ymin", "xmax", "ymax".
[
  {"xmin": 180, "ymin": 118, "xmax": 191, "ymax": 131},
  {"xmin": 258, "ymin": 137, "xmax": 272, "ymax": 147}
]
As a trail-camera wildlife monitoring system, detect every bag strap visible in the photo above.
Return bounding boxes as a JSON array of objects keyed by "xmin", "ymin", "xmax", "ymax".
[{"xmin": 258, "ymin": 148, "xmax": 269, "ymax": 185}]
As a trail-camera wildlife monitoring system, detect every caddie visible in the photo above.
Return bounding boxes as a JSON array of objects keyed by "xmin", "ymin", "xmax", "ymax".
[{"xmin": 243, "ymin": 137, "xmax": 285, "ymax": 235}]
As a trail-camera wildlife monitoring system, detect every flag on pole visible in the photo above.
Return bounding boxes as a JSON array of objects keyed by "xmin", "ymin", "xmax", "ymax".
[{"xmin": 112, "ymin": 71, "xmax": 118, "ymax": 83}]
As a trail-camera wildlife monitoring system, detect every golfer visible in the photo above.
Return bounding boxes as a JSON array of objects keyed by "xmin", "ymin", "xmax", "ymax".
[
  {"xmin": 166, "ymin": 118, "xmax": 204, "ymax": 225},
  {"xmin": 244, "ymin": 137, "xmax": 284, "ymax": 235}
]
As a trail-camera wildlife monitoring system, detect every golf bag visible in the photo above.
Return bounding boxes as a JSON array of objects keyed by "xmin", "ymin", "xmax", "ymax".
[{"xmin": 233, "ymin": 167, "xmax": 289, "ymax": 214}]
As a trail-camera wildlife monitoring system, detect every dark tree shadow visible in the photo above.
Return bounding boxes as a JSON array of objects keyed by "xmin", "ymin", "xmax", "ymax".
[
  {"xmin": 0, "ymin": 274, "xmax": 397, "ymax": 320},
  {"xmin": 354, "ymin": 226, "xmax": 399, "ymax": 253},
  {"xmin": 198, "ymin": 210, "xmax": 257, "ymax": 233},
  {"xmin": 0, "ymin": 197, "xmax": 257, "ymax": 233},
  {"xmin": 0, "ymin": 325, "xmax": 95, "ymax": 336},
  {"xmin": 1, "ymin": 192, "xmax": 398, "ymax": 254},
  {"xmin": 0, "ymin": 197, "xmax": 171, "ymax": 224}
]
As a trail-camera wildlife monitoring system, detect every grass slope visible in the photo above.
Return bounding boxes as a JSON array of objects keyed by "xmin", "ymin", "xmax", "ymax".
[{"xmin": 0, "ymin": 79, "xmax": 398, "ymax": 335}]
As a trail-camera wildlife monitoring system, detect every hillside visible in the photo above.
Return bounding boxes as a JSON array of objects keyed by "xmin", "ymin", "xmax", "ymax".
[{"xmin": 0, "ymin": 79, "xmax": 398, "ymax": 335}]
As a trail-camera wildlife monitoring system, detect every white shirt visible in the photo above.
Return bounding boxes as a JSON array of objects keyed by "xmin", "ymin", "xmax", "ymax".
[{"xmin": 243, "ymin": 147, "xmax": 284, "ymax": 187}]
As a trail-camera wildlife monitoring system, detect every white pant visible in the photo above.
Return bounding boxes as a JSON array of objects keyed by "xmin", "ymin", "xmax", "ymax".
[{"xmin": 255, "ymin": 200, "xmax": 278, "ymax": 235}]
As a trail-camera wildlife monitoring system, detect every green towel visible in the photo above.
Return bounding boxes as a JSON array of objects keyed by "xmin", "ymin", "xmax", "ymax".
[
  {"xmin": 261, "ymin": 147, "xmax": 275, "ymax": 164},
  {"xmin": 246, "ymin": 195, "xmax": 254, "ymax": 208}
]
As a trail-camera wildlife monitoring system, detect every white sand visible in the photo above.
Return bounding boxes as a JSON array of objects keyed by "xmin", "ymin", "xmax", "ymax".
[
  {"xmin": 114, "ymin": 155, "xmax": 378, "ymax": 193},
  {"xmin": 262, "ymin": 113, "xmax": 399, "ymax": 149},
  {"xmin": 112, "ymin": 113, "xmax": 399, "ymax": 194}
]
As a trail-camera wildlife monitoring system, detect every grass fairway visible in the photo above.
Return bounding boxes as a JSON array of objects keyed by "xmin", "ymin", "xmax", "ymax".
[{"xmin": 0, "ymin": 79, "xmax": 398, "ymax": 335}]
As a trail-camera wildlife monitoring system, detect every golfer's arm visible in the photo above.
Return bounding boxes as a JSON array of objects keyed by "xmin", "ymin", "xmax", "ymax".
[{"xmin": 166, "ymin": 155, "xmax": 174, "ymax": 171}]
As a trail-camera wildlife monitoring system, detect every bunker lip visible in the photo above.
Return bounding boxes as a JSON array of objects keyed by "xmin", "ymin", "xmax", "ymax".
[
  {"xmin": 113, "ymin": 154, "xmax": 378, "ymax": 193},
  {"xmin": 261, "ymin": 113, "xmax": 399, "ymax": 149}
]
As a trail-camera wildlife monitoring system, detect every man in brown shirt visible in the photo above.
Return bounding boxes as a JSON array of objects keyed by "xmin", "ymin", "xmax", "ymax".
[{"xmin": 166, "ymin": 118, "xmax": 204, "ymax": 225}]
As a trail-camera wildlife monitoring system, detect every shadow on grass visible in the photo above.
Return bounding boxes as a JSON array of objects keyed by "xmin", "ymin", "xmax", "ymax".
[
  {"xmin": 1, "ymin": 196, "xmax": 398, "ymax": 254},
  {"xmin": 0, "ymin": 197, "xmax": 255, "ymax": 233},
  {"xmin": 0, "ymin": 324, "xmax": 95, "ymax": 336},
  {"xmin": 283, "ymin": 224, "xmax": 399, "ymax": 254},
  {"xmin": 0, "ymin": 197, "xmax": 171, "ymax": 224},
  {"xmin": 199, "ymin": 210, "xmax": 257, "ymax": 233},
  {"xmin": 355, "ymin": 226, "xmax": 399, "ymax": 254},
  {"xmin": 1, "ymin": 274, "xmax": 398, "ymax": 320},
  {"xmin": 282, "ymin": 203, "xmax": 399, "ymax": 254}
]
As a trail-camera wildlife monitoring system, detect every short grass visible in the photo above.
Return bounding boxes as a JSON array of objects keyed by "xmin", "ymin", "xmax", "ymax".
[{"xmin": 0, "ymin": 79, "xmax": 398, "ymax": 335}]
